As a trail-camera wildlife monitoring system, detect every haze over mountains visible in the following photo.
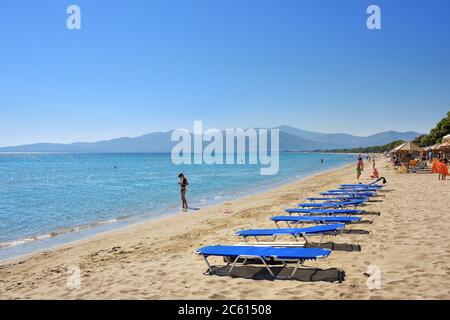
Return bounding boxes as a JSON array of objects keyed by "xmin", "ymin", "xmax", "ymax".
[{"xmin": 0, "ymin": 126, "xmax": 422, "ymax": 153}]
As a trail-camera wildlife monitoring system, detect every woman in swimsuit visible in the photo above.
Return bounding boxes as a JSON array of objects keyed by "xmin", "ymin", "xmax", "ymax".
[
  {"xmin": 178, "ymin": 173, "xmax": 188, "ymax": 211},
  {"xmin": 356, "ymin": 159, "xmax": 363, "ymax": 180}
]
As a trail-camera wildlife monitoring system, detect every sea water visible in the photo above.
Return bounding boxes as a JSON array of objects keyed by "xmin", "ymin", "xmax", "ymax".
[{"xmin": 0, "ymin": 152, "xmax": 356, "ymax": 259}]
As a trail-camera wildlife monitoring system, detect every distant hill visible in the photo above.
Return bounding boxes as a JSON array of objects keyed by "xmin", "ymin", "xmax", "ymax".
[
  {"xmin": 0, "ymin": 126, "xmax": 423, "ymax": 153},
  {"xmin": 277, "ymin": 125, "xmax": 421, "ymax": 148}
]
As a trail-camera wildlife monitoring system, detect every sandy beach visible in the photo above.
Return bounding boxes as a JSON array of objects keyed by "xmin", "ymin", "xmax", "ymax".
[{"xmin": 1, "ymin": 157, "xmax": 449, "ymax": 300}]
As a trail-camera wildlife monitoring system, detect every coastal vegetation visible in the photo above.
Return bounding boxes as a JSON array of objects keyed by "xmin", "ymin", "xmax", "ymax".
[
  {"xmin": 318, "ymin": 140, "xmax": 405, "ymax": 154},
  {"xmin": 413, "ymin": 111, "xmax": 450, "ymax": 147}
]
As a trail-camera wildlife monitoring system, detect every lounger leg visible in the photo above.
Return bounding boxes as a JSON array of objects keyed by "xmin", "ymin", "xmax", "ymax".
[
  {"xmin": 228, "ymin": 255, "xmax": 242, "ymax": 275},
  {"xmin": 258, "ymin": 257, "xmax": 275, "ymax": 278},
  {"xmin": 289, "ymin": 260, "xmax": 304, "ymax": 278},
  {"xmin": 301, "ymin": 234, "xmax": 308, "ymax": 244},
  {"xmin": 227, "ymin": 255, "xmax": 276, "ymax": 278},
  {"xmin": 202, "ymin": 255, "xmax": 214, "ymax": 275},
  {"xmin": 318, "ymin": 234, "xmax": 324, "ymax": 245}
]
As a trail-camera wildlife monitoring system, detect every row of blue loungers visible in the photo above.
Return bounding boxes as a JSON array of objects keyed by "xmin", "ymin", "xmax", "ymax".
[{"xmin": 196, "ymin": 181, "xmax": 385, "ymax": 280}]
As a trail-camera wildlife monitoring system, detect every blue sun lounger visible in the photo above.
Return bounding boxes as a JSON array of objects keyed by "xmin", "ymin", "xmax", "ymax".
[
  {"xmin": 307, "ymin": 196, "xmax": 368, "ymax": 202},
  {"xmin": 285, "ymin": 208, "xmax": 365, "ymax": 215},
  {"xmin": 196, "ymin": 245, "xmax": 331, "ymax": 279},
  {"xmin": 271, "ymin": 215, "xmax": 361, "ymax": 227},
  {"xmin": 340, "ymin": 184, "xmax": 383, "ymax": 189},
  {"xmin": 235, "ymin": 223, "xmax": 345, "ymax": 244},
  {"xmin": 326, "ymin": 189, "xmax": 377, "ymax": 194},
  {"xmin": 337, "ymin": 187, "xmax": 380, "ymax": 192},
  {"xmin": 340, "ymin": 177, "xmax": 386, "ymax": 188},
  {"xmin": 297, "ymin": 199, "xmax": 366, "ymax": 208},
  {"xmin": 320, "ymin": 191, "xmax": 375, "ymax": 198}
]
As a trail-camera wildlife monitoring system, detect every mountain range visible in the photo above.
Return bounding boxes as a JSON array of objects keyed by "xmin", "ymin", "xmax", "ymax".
[{"xmin": 0, "ymin": 126, "xmax": 422, "ymax": 153}]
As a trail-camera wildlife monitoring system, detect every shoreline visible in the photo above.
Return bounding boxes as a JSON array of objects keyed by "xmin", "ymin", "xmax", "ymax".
[
  {"xmin": 0, "ymin": 161, "xmax": 354, "ymax": 263},
  {"xmin": 2, "ymin": 157, "xmax": 449, "ymax": 299}
]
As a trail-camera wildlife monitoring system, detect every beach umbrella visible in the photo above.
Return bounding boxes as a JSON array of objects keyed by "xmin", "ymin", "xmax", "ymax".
[
  {"xmin": 442, "ymin": 134, "xmax": 450, "ymax": 143},
  {"xmin": 432, "ymin": 144, "xmax": 441, "ymax": 150},
  {"xmin": 438, "ymin": 141, "xmax": 450, "ymax": 150},
  {"xmin": 390, "ymin": 142, "xmax": 407, "ymax": 153},
  {"xmin": 394, "ymin": 141, "xmax": 423, "ymax": 153},
  {"xmin": 432, "ymin": 141, "xmax": 450, "ymax": 151}
]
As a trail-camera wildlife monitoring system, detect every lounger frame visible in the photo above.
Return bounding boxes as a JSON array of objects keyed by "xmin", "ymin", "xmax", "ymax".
[
  {"xmin": 238, "ymin": 228, "xmax": 342, "ymax": 246},
  {"xmin": 272, "ymin": 217, "xmax": 357, "ymax": 229},
  {"xmin": 199, "ymin": 252, "xmax": 328, "ymax": 279}
]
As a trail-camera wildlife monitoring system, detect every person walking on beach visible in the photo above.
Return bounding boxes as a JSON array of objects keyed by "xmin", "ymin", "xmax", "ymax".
[
  {"xmin": 370, "ymin": 159, "xmax": 379, "ymax": 179},
  {"xmin": 356, "ymin": 158, "xmax": 364, "ymax": 180},
  {"xmin": 178, "ymin": 173, "xmax": 189, "ymax": 211}
]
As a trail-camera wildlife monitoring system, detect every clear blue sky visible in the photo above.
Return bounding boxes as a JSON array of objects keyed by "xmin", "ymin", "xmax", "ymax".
[{"xmin": 1, "ymin": 0, "xmax": 449, "ymax": 147}]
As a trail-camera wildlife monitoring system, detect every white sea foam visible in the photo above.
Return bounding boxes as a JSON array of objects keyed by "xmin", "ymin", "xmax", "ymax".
[{"xmin": 0, "ymin": 217, "xmax": 123, "ymax": 249}]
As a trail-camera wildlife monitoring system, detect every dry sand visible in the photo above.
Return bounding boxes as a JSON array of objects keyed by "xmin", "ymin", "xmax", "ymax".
[{"xmin": 1, "ymin": 157, "xmax": 449, "ymax": 299}]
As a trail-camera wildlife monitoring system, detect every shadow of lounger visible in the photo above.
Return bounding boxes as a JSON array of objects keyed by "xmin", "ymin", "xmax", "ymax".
[
  {"xmin": 208, "ymin": 265, "xmax": 346, "ymax": 283},
  {"xmin": 358, "ymin": 211, "xmax": 381, "ymax": 216},
  {"xmin": 352, "ymin": 220, "xmax": 373, "ymax": 224},
  {"xmin": 343, "ymin": 229, "xmax": 370, "ymax": 235},
  {"xmin": 305, "ymin": 242, "xmax": 361, "ymax": 252}
]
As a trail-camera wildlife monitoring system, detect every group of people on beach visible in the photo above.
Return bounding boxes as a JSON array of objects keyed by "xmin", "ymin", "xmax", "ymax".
[
  {"xmin": 390, "ymin": 149, "xmax": 449, "ymax": 180},
  {"xmin": 356, "ymin": 155, "xmax": 379, "ymax": 180}
]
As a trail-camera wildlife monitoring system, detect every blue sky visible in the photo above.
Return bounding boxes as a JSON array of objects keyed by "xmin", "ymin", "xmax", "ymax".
[{"xmin": 0, "ymin": 0, "xmax": 449, "ymax": 147}]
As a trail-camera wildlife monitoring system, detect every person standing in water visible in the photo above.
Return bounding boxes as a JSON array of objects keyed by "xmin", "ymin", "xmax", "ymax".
[{"xmin": 178, "ymin": 173, "xmax": 188, "ymax": 211}]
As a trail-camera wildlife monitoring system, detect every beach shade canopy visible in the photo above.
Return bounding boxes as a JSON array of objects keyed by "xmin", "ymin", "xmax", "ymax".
[
  {"xmin": 393, "ymin": 141, "xmax": 423, "ymax": 153},
  {"xmin": 435, "ymin": 141, "xmax": 450, "ymax": 151},
  {"xmin": 390, "ymin": 142, "xmax": 407, "ymax": 153},
  {"xmin": 431, "ymin": 144, "xmax": 441, "ymax": 150},
  {"xmin": 424, "ymin": 144, "xmax": 436, "ymax": 151},
  {"xmin": 442, "ymin": 134, "xmax": 450, "ymax": 143}
]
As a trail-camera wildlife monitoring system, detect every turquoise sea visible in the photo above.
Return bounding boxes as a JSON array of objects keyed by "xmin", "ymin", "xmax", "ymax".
[{"xmin": 0, "ymin": 152, "xmax": 356, "ymax": 259}]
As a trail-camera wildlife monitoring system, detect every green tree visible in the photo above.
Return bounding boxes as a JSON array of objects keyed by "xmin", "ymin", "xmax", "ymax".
[
  {"xmin": 324, "ymin": 140, "xmax": 405, "ymax": 154},
  {"xmin": 414, "ymin": 111, "xmax": 450, "ymax": 146}
]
